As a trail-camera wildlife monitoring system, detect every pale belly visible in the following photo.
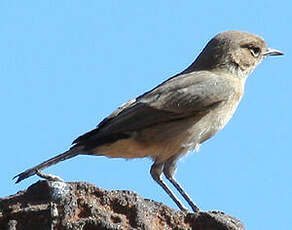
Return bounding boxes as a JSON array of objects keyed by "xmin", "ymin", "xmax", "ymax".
[{"xmin": 93, "ymin": 116, "xmax": 200, "ymax": 162}]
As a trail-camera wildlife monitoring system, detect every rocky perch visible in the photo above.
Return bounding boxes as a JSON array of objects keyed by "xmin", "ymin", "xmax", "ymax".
[{"xmin": 0, "ymin": 181, "xmax": 245, "ymax": 230}]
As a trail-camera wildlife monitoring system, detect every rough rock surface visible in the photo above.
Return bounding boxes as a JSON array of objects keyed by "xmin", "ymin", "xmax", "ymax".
[{"xmin": 0, "ymin": 181, "xmax": 245, "ymax": 230}]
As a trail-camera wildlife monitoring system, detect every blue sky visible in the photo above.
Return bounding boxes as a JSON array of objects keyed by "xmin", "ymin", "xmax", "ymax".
[{"xmin": 0, "ymin": 1, "xmax": 291, "ymax": 229}]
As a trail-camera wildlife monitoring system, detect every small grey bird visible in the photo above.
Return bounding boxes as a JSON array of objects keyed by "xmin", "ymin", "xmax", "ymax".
[{"xmin": 14, "ymin": 31, "xmax": 283, "ymax": 212}]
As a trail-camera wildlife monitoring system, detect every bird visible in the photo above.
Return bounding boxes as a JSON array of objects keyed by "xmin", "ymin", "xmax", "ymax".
[{"xmin": 14, "ymin": 30, "xmax": 283, "ymax": 212}]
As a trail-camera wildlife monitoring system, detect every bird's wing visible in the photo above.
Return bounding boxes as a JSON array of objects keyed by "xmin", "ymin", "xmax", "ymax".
[{"xmin": 73, "ymin": 71, "xmax": 237, "ymax": 145}]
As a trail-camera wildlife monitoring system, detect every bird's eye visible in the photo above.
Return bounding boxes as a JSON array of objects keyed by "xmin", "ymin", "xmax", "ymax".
[{"xmin": 249, "ymin": 46, "xmax": 261, "ymax": 57}]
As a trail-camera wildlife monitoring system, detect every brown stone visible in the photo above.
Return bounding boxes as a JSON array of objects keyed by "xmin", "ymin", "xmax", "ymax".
[{"xmin": 0, "ymin": 181, "xmax": 245, "ymax": 230}]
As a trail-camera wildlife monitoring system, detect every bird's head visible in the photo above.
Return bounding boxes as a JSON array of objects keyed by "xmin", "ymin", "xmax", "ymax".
[{"xmin": 189, "ymin": 31, "xmax": 283, "ymax": 79}]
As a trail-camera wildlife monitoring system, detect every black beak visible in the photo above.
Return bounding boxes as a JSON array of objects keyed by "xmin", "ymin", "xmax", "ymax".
[{"xmin": 263, "ymin": 48, "xmax": 284, "ymax": 56}]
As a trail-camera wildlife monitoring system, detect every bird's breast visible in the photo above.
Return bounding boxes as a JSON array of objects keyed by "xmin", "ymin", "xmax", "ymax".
[{"xmin": 196, "ymin": 93, "xmax": 243, "ymax": 144}]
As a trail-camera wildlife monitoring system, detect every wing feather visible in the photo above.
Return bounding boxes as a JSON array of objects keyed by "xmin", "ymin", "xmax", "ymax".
[{"xmin": 73, "ymin": 71, "xmax": 236, "ymax": 145}]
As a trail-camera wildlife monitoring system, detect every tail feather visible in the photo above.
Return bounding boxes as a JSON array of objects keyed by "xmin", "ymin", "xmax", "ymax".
[{"xmin": 13, "ymin": 146, "xmax": 83, "ymax": 183}]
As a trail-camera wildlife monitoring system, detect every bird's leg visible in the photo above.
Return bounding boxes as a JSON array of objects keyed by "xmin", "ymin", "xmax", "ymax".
[
  {"xmin": 164, "ymin": 157, "xmax": 199, "ymax": 212},
  {"xmin": 36, "ymin": 170, "xmax": 64, "ymax": 182},
  {"xmin": 150, "ymin": 162, "xmax": 188, "ymax": 212}
]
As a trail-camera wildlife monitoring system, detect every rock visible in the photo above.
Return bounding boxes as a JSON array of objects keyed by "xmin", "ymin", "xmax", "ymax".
[{"xmin": 0, "ymin": 181, "xmax": 245, "ymax": 230}]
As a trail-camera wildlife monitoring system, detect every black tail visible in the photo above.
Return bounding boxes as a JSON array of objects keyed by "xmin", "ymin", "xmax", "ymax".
[{"xmin": 13, "ymin": 146, "xmax": 84, "ymax": 183}]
